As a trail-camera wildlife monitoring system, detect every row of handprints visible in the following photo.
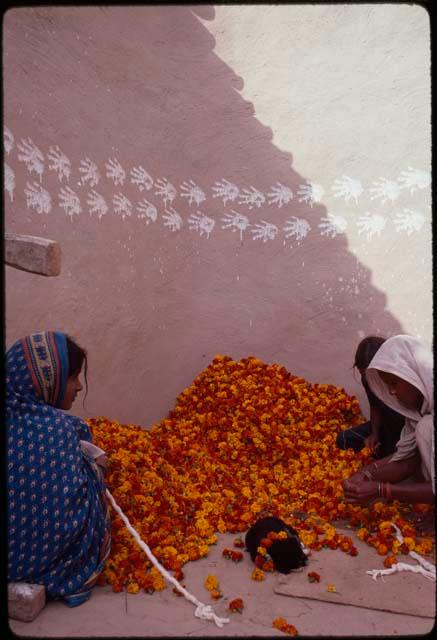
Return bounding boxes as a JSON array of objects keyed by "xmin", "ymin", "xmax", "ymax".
[{"xmin": 4, "ymin": 127, "xmax": 430, "ymax": 242}]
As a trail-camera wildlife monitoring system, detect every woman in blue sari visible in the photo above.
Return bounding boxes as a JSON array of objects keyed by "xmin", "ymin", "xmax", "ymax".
[{"xmin": 7, "ymin": 331, "xmax": 111, "ymax": 607}]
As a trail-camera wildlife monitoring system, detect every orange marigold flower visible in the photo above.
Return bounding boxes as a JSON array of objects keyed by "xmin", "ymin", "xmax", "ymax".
[
  {"xmin": 262, "ymin": 559, "xmax": 274, "ymax": 572},
  {"xmin": 307, "ymin": 571, "xmax": 321, "ymax": 583},
  {"xmin": 272, "ymin": 617, "xmax": 298, "ymax": 636},
  {"xmin": 229, "ymin": 597, "xmax": 244, "ymax": 613},
  {"xmin": 383, "ymin": 555, "xmax": 398, "ymax": 568},
  {"xmin": 204, "ymin": 574, "xmax": 219, "ymax": 592},
  {"xmin": 233, "ymin": 537, "xmax": 245, "ymax": 548},
  {"xmin": 251, "ymin": 568, "xmax": 266, "ymax": 581}
]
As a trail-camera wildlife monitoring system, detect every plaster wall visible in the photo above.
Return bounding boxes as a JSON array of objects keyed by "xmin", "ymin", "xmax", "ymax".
[{"xmin": 4, "ymin": 5, "xmax": 431, "ymax": 426}]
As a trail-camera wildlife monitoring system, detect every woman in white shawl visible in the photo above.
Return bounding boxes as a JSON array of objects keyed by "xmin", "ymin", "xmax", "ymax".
[{"xmin": 343, "ymin": 334, "xmax": 434, "ymax": 505}]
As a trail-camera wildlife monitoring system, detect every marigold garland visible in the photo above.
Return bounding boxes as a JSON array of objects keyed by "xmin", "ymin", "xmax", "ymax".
[{"xmin": 89, "ymin": 354, "xmax": 434, "ymax": 594}]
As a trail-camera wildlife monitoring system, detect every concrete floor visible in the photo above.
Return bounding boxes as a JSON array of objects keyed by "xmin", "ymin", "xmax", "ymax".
[{"xmin": 9, "ymin": 531, "xmax": 435, "ymax": 637}]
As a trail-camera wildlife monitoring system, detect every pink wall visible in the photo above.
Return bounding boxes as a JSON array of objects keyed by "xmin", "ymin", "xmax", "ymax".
[{"xmin": 4, "ymin": 6, "xmax": 430, "ymax": 426}]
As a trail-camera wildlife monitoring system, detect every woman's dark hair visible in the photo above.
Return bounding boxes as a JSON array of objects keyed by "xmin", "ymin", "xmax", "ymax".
[
  {"xmin": 354, "ymin": 336, "xmax": 386, "ymax": 370},
  {"xmin": 66, "ymin": 335, "xmax": 88, "ymax": 402}
]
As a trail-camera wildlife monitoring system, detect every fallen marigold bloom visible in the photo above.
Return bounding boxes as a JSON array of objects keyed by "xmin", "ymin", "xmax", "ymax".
[
  {"xmin": 251, "ymin": 567, "xmax": 266, "ymax": 581},
  {"xmin": 272, "ymin": 617, "xmax": 298, "ymax": 636},
  {"xmin": 222, "ymin": 548, "xmax": 243, "ymax": 562},
  {"xmin": 229, "ymin": 597, "xmax": 244, "ymax": 613},
  {"xmin": 308, "ymin": 571, "xmax": 321, "ymax": 583},
  {"xmin": 204, "ymin": 574, "xmax": 219, "ymax": 592},
  {"xmin": 383, "ymin": 555, "xmax": 398, "ymax": 568},
  {"xmin": 327, "ymin": 584, "xmax": 337, "ymax": 593}
]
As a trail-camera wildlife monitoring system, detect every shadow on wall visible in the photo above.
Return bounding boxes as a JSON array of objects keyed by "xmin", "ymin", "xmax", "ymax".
[{"xmin": 4, "ymin": 5, "xmax": 405, "ymax": 424}]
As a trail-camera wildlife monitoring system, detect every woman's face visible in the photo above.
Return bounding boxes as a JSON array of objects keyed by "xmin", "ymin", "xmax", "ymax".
[
  {"xmin": 377, "ymin": 370, "xmax": 423, "ymax": 412},
  {"xmin": 60, "ymin": 371, "xmax": 83, "ymax": 410}
]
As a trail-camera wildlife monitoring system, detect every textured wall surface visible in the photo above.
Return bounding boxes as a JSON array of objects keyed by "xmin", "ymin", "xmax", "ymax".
[{"xmin": 4, "ymin": 5, "xmax": 431, "ymax": 426}]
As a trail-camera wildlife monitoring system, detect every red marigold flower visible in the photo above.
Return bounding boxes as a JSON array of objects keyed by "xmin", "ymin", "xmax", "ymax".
[
  {"xmin": 307, "ymin": 571, "xmax": 321, "ymax": 583},
  {"xmin": 233, "ymin": 537, "xmax": 245, "ymax": 548},
  {"xmin": 383, "ymin": 555, "xmax": 398, "ymax": 568},
  {"xmin": 229, "ymin": 597, "xmax": 244, "ymax": 613}
]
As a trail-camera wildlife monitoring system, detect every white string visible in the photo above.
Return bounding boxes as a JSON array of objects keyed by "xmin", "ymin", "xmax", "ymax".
[
  {"xmin": 366, "ymin": 522, "xmax": 436, "ymax": 582},
  {"xmin": 105, "ymin": 489, "xmax": 230, "ymax": 628}
]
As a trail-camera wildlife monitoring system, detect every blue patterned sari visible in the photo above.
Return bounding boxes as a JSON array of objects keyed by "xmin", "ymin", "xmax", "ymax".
[{"xmin": 7, "ymin": 332, "xmax": 111, "ymax": 606}]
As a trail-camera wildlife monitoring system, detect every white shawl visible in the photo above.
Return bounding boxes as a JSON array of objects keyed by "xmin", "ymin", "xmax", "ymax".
[{"xmin": 365, "ymin": 334, "xmax": 433, "ymax": 469}]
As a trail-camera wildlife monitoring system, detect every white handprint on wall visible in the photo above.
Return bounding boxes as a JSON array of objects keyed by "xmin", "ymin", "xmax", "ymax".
[
  {"xmin": 113, "ymin": 194, "xmax": 133, "ymax": 220},
  {"xmin": 87, "ymin": 191, "xmax": 108, "ymax": 219},
  {"xmin": 369, "ymin": 178, "xmax": 400, "ymax": 204},
  {"xmin": 267, "ymin": 183, "xmax": 293, "ymax": 207},
  {"xmin": 59, "ymin": 187, "xmax": 82, "ymax": 220},
  {"xmin": 137, "ymin": 199, "xmax": 158, "ymax": 224},
  {"xmin": 105, "ymin": 158, "xmax": 126, "ymax": 186},
  {"xmin": 17, "ymin": 138, "xmax": 45, "ymax": 182},
  {"xmin": 283, "ymin": 217, "xmax": 311, "ymax": 242},
  {"xmin": 47, "ymin": 146, "xmax": 71, "ymax": 182},
  {"xmin": 393, "ymin": 208, "xmax": 425, "ymax": 235},
  {"xmin": 251, "ymin": 221, "xmax": 278, "ymax": 242},
  {"xmin": 238, "ymin": 186, "xmax": 266, "ymax": 209},
  {"xmin": 331, "ymin": 176, "xmax": 363, "ymax": 204},
  {"xmin": 180, "ymin": 180, "xmax": 206, "ymax": 206},
  {"xmin": 24, "ymin": 182, "xmax": 51, "ymax": 214},
  {"xmin": 356, "ymin": 212, "xmax": 386, "ymax": 239},
  {"xmin": 79, "ymin": 158, "xmax": 101, "ymax": 187},
  {"xmin": 211, "ymin": 179, "xmax": 239, "ymax": 206},
  {"xmin": 155, "ymin": 178, "xmax": 177, "ymax": 206},
  {"xmin": 221, "ymin": 210, "xmax": 250, "ymax": 241},
  {"xmin": 5, "ymin": 163, "xmax": 15, "ymax": 202},
  {"xmin": 162, "ymin": 207, "xmax": 183, "ymax": 232},
  {"xmin": 130, "ymin": 166, "xmax": 153, "ymax": 192},
  {"xmin": 297, "ymin": 180, "xmax": 325, "ymax": 207},
  {"xmin": 4, "ymin": 127, "xmax": 14, "ymax": 155},
  {"xmin": 318, "ymin": 213, "xmax": 348, "ymax": 238},
  {"xmin": 188, "ymin": 211, "xmax": 215, "ymax": 238},
  {"xmin": 398, "ymin": 167, "xmax": 431, "ymax": 194}
]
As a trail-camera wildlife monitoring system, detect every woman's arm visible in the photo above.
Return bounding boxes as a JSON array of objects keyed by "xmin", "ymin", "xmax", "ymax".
[
  {"xmin": 344, "ymin": 453, "xmax": 395, "ymax": 484},
  {"xmin": 365, "ymin": 404, "xmax": 382, "ymax": 450},
  {"xmin": 343, "ymin": 477, "xmax": 434, "ymax": 505},
  {"xmin": 365, "ymin": 452, "xmax": 421, "ymax": 483},
  {"xmin": 343, "ymin": 451, "xmax": 434, "ymax": 504}
]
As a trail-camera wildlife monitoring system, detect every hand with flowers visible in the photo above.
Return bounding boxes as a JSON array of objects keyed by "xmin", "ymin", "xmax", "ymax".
[
  {"xmin": 343, "ymin": 478, "xmax": 379, "ymax": 504},
  {"xmin": 364, "ymin": 433, "xmax": 380, "ymax": 452}
]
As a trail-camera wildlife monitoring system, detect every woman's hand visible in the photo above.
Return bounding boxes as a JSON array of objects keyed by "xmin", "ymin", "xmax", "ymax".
[
  {"xmin": 343, "ymin": 478, "xmax": 379, "ymax": 504},
  {"xmin": 343, "ymin": 470, "xmax": 367, "ymax": 485},
  {"xmin": 364, "ymin": 433, "xmax": 380, "ymax": 452}
]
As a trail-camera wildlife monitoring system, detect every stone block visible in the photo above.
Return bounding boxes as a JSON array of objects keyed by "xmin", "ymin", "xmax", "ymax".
[
  {"xmin": 5, "ymin": 232, "xmax": 61, "ymax": 276},
  {"xmin": 8, "ymin": 582, "xmax": 46, "ymax": 622}
]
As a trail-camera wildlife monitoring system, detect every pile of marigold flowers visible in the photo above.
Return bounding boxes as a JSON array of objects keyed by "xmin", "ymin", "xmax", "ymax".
[{"xmin": 89, "ymin": 355, "xmax": 434, "ymax": 594}]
